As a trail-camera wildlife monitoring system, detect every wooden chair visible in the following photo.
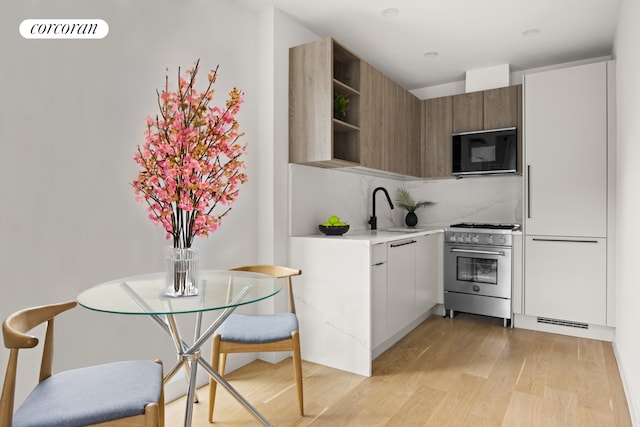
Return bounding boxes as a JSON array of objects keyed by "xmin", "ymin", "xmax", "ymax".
[
  {"xmin": 208, "ymin": 265, "xmax": 303, "ymax": 422},
  {"xmin": 0, "ymin": 301, "xmax": 164, "ymax": 427}
]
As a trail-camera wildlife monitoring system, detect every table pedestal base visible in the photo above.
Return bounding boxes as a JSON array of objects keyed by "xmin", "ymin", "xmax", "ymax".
[{"xmin": 125, "ymin": 282, "xmax": 272, "ymax": 427}]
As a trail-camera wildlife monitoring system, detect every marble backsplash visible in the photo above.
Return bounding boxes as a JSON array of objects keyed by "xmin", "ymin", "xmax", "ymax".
[{"xmin": 289, "ymin": 164, "xmax": 523, "ymax": 236}]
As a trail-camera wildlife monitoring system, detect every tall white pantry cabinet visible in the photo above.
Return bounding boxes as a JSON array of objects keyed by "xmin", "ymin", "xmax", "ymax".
[{"xmin": 523, "ymin": 61, "xmax": 615, "ymax": 327}]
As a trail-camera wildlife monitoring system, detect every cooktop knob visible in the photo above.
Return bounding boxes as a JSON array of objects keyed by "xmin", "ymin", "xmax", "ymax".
[
  {"xmin": 499, "ymin": 236, "xmax": 507, "ymax": 244},
  {"xmin": 471, "ymin": 235, "xmax": 479, "ymax": 243},
  {"xmin": 449, "ymin": 235, "xmax": 457, "ymax": 242}
]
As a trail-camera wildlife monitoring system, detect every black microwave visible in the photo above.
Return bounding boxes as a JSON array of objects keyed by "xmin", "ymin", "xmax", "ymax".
[{"xmin": 452, "ymin": 127, "xmax": 517, "ymax": 176}]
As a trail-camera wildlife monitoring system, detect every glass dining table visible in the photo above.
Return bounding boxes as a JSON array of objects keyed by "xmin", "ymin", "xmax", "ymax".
[{"xmin": 77, "ymin": 270, "xmax": 282, "ymax": 427}]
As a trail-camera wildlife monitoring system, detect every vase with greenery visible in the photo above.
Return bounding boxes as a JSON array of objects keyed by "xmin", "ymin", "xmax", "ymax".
[
  {"xmin": 132, "ymin": 59, "xmax": 248, "ymax": 296},
  {"xmin": 395, "ymin": 188, "xmax": 433, "ymax": 227},
  {"xmin": 333, "ymin": 93, "xmax": 349, "ymax": 121}
]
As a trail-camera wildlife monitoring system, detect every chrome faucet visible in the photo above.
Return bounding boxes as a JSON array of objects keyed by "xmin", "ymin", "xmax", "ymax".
[{"xmin": 368, "ymin": 187, "xmax": 394, "ymax": 230}]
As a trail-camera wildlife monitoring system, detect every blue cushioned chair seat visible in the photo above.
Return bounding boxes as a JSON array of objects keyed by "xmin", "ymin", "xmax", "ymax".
[
  {"xmin": 217, "ymin": 313, "xmax": 298, "ymax": 344},
  {"xmin": 12, "ymin": 360, "xmax": 162, "ymax": 427}
]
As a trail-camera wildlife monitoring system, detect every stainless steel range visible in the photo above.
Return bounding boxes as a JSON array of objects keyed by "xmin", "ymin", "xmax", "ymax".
[{"xmin": 444, "ymin": 223, "xmax": 520, "ymax": 327}]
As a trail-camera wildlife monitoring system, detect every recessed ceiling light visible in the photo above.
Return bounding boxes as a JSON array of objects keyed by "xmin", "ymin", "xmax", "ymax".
[
  {"xmin": 522, "ymin": 28, "xmax": 541, "ymax": 37},
  {"xmin": 424, "ymin": 51, "xmax": 439, "ymax": 58},
  {"xmin": 382, "ymin": 8, "xmax": 399, "ymax": 17}
]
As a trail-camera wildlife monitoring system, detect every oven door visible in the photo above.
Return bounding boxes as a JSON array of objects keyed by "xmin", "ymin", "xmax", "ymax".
[{"xmin": 444, "ymin": 244, "xmax": 512, "ymax": 298}]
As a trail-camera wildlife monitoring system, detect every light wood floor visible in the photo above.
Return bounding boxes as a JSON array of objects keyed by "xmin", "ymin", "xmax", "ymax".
[{"xmin": 166, "ymin": 313, "xmax": 632, "ymax": 426}]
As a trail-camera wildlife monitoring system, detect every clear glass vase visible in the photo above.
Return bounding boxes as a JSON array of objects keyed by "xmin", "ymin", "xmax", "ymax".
[{"xmin": 165, "ymin": 247, "xmax": 199, "ymax": 297}]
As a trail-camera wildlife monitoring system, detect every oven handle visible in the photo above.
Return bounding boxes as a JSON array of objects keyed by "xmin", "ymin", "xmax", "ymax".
[{"xmin": 450, "ymin": 248, "xmax": 506, "ymax": 257}]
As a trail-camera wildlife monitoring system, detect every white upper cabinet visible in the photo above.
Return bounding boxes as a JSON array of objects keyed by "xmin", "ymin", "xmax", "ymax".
[{"xmin": 524, "ymin": 62, "xmax": 607, "ymax": 237}]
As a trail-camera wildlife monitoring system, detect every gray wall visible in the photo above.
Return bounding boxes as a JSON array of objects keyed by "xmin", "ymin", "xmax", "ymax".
[{"xmin": 0, "ymin": 0, "xmax": 263, "ymax": 404}]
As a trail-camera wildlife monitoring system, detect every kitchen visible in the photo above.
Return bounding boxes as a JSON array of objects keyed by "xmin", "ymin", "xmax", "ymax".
[
  {"xmin": 3, "ymin": 0, "xmax": 639, "ymax": 425},
  {"xmin": 279, "ymin": 2, "xmax": 631, "ymax": 423},
  {"xmin": 289, "ymin": 39, "xmax": 614, "ymax": 361}
]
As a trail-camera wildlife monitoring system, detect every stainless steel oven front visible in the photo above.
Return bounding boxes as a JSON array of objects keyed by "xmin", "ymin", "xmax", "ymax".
[{"xmin": 444, "ymin": 223, "xmax": 518, "ymax": 326}]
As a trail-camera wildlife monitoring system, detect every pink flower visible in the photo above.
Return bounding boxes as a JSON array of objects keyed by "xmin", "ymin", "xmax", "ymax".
[{"xmin": 132, "ymin": 59, "xmax": 248, "ymax": 249}]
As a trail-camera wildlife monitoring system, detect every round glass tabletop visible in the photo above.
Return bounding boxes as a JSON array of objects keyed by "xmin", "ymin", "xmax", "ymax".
[{"xmin": 77, "ymin": 270, "xmax": 282, "ymax": 315}]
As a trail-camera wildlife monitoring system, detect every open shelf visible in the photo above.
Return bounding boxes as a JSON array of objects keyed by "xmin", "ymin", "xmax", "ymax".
[{"xmin": 333, "ymin": 41, "xmax": 360, "ymax": 91}]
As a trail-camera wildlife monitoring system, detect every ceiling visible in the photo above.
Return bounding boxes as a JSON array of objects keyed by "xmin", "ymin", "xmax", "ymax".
[{"xmin": 235, "ymin": 0, "xmax": 620, "ymax": 90}]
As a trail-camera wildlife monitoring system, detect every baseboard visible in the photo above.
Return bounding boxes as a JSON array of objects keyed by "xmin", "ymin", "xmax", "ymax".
[
  {"xmin": 513, "ymin": 314, "xmax": 615, "ymax": 341},
  {"xmin": 613, "ymin": 342, "xmax": 640, "ymax": 426}
]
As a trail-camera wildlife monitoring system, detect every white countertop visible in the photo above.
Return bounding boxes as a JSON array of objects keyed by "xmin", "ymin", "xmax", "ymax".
[{"xmin": 292, "ymin": 226, "xmax": 444, "ymax": 244}]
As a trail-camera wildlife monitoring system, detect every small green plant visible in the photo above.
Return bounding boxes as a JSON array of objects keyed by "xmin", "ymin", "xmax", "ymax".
[
  {"xmin": 333, "ymin": 93, "xmax": 349, "ymax": 119},
  {"xmin": 395, "ymin": 188, "xmax": 433, "ymax": 212}
]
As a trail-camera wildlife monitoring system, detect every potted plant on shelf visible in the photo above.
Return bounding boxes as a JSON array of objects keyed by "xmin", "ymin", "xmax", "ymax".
[
  {"xmin": 395, "ymin": 188, "xmax": 433, "ymax": 227},
  {"xmin": 132, "ymin": 59, "xmax": 248, "ymax": 297},
  {"xmin": 333, "ymin": 93, "xmax": 349, "ymax": 121}
]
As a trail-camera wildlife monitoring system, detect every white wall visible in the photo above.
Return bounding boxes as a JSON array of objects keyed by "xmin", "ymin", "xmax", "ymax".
[
  {"xmin": 411, "ymin": 57, "xmax": 611, "ymax": 100},
  {"xmin": 613, "ymin": 0, "xmax": 640, "ymax": 423},
  {"xmin": 0, "ymin": 0, "xmax": 261, "ymax": 404},
  {"xmin": 247, "ymin": 6, "xmax": 317, "ymax": 364}
]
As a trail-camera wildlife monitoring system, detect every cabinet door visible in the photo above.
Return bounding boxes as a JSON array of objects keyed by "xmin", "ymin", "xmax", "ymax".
[
  {"xmin": 524, "ymin": 236, "xmax": 606, "ymax": 325},
  {"xmin": 289, "ymin": 38, "xmax": 332, "ymax": 164},
  {"xmin": 371, "ymin": 243, "xmax": 387, "ymax": 348},
  {"xmin": 414, "ymin": 235, "xmax": 438, "ymax": 319},
  {"xmin": 524, "ymin": 62, "xmax": 607, "ymax": 237},
  {"xmin": 385, "ymin": 79, "xmax": 406, "ymax": 175},
  {"xmin": 452, "ymin": 91, "xmax": 483, "ymax": 133},
  {"xmin": 393, "ymin": 88, "xmax": 421, "ymax": 177},
  {"xmin": 387, "ymin": 239, "xmax": 416, "ymax": 337},
  {"xmin": 422, "ymin": 96, "xmax": 452, "ymax": 177},
  {"xmin": 289, "ymin": 38, "xmax": 361, "ymax": 167},
  {"xmin": 360, "ymin": 62, "xmax": 386, "ymax": 171},
  {"xmin": 361, "ymin": 63, "xmax": 421, "ymax": 177},
  {"xmin": 483, "ymin": 86, "xmax": 519, "ymax": 129},
  {"xmin": 371, "ymin": 264, "xmax": 387, "ymax": 348}
]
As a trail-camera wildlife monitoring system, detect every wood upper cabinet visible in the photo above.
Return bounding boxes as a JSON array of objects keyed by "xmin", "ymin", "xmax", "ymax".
[
  {"xmin": 289, "ymin": 38, "xmax": 361, "ymax": 167},
  {"xmin": 359, "ymin": 62, "xmax": 385, "ymax": 171},
  {"xmin": 452, "ymin": 91, "xmax": 483, "ymax": 133},
  {"xmin": 290, "ymin": 37, "xmax": 421, "ymax": 177},
  {"xmin": 421, "ymin": 96, "xmax": 452, "ymax": 178},
  {"xmin": 397, "ymin": 86, "xmax": 422, "ymax": 177},
  {"xmin": 360, "ymin": 62, "xmax": 421, "ymax": 177},
  {"xmin": 452, "ymin": 85, "xmax": 520, "ymax": 133},
  {"xmin": 424, "ymin": 85, "xmax": 522, "ymax": 178},
  {"xmin": 385, "ymin": 80, "xmax": 421, "ymax": 177},
  {"xmin": 484, "ymin": 86, "xmax": 520, "ymax": 129}
]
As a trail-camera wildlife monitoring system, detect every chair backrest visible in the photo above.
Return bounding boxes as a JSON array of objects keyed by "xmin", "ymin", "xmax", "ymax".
[
  {"xmin": 1, "ymin": 301, "xmax": 77, "ymax": 426},
  {"xmin": 230, "ymin": 265, "xmax": 301, "ymax": 313}
]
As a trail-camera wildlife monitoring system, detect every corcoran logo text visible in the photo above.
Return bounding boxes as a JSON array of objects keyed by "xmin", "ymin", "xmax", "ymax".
[{"xmin": 19, "ymin": 19, "xmax": 109, "ymax": 39}]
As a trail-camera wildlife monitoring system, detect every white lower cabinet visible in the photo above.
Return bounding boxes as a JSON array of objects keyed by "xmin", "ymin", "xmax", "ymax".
[
  {"xmin": 371, "ymin": 243, "xmax": 388, "ymax": 349},
  {"xmin": 524, "ymin": 236, "xmax": 607, "ymax": 325},
  {"xmin": 387, "ymin": 238, "xmax": 417, "ymax": 337},
  {"xmin": 415, "ymin": 233, "xmax": 440, "ymax": 317},
  {"xmin": 385, "ymin": 234, "xmax": 440, "ymax": 341},
  {"xmin": 290, "ymin": 232, "xmax": 442, "ymax": 377}
]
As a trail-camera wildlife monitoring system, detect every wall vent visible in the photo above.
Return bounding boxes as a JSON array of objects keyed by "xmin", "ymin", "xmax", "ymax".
[{"xmin": 537, "ymin": 317, "xmax": 589, "ymax": 329}]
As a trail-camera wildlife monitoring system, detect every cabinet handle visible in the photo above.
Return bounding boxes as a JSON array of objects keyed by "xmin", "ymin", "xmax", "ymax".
[
  {"xmin": 527, "ymin": 165, "xmax": 532, "ymax": 219},
  {"xmin": 390, "ymin": 240, "xmax": 417, "ymax": 248},
  {"xmin": 532, "ymin": 238, "xmax": 599, "ymax": 244},
  {"xmin": 372, "ymin": 262, "xmax": 385, "ymax": 266}
]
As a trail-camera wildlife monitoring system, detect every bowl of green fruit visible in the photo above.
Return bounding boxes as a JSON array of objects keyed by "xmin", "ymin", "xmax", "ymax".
[{"xmin": 319, "ymin": 215, "xmax": 350, "ymax": 236}]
